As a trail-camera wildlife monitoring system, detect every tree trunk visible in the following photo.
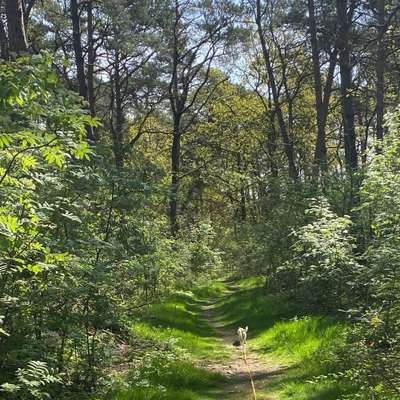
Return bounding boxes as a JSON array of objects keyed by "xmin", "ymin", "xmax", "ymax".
[
  {"xmin": 169, "ymin": 118, "xmax": 181, "ymax": 235},
  {"xmin": 336, "ymin": 0, "xmax": 357, "ymax": 172},
  {"xmin": 237, "ymin": 152, "xmax": 246, "ymax": 222},
  {"xmin": 70, "ymin": 0, "xmax": 95, "ymax": 141},
  {"xmin": 308, "ymin": 0, "xmax": 326, "ymax": 171},
  {"xmin": 0, "ymin": 18, "xmax": 9, "ymax": 59},
  {"xmin": 267, "ymin": 119, "xmax": 277, "ymax": 177},
  {"xmin": 71, "ymin": 0, "xmax": 87, "ymax": 99},
  {"xmin": 169, "ymin": 1, "xmax": 182, "ymax": 235},
  {"xmin": 308, "ymin": 0, "xmax": 338, "ymax": 174},
  {"xmin": 113, "ymin": 49, "xmax": 124, "ymax": 169},
  {"xmin": 87, "ymin": 0, "xmax": 97, "ymax": 136},
  {"xmin": 267, "ymin": 90, "xmax": 278, "ymax": 177},
  {"xmin": 375, "ymin": 0, "xmax": 385, "ymax": 144},
  {"xmin": 6, "ymin": 0, "xmax": 28, "ymax": 54},
  {"xmin": 255, "ymin": 0, "xmax": 298, "ymax": 181}
]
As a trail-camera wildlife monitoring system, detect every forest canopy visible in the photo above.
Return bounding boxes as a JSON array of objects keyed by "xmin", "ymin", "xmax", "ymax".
[{"xmin": 0, "ymin": 1, "xmax": 400, "ymax": 399}]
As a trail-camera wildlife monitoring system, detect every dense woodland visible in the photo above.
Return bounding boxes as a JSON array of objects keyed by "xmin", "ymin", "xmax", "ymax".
[{"xmin": 1, "ymin": 0, "xmax": 400, "ymax": 399}]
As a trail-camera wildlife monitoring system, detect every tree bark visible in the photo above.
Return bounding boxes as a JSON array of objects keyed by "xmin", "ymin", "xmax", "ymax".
[
  {"xmin": 237, "ymin": 152, "xmax": 246, "ymax": 222},
  {"xmin": 0, "ymin": 17, "xmax": 9, "ymax": 59},
  {"xmin": 267, "ymin": 89, "xmax": 278, "ymax": 177},
  {"xmin": 87, "ymin": 0, "xmax": 97, "ymax": 134},
  {"xmin": 113, "ymin": 49, "xmax": 124, "ymax": 169},
  {"xmin": 375, "ymin": 0, "xmax": 385, "ymax": 144},
  {"xmin": 71, "ymin": 0, "xmax": 87, "ymax": 99},
  {"xmin": 70, "ymin": 0, "xmax": 95, "ymax": 141},
  {"xmin": 336, "ymin": 0, "xmax": 357, "ymax": 172},
  {"xmin": 308, "ymin": 0, "xmax": 339, "ymax": 174},
  {"xmin": 308, "ymin": 0, "xmax": 326, "ymax": 171},
  {"xmin": 169, "ymin": 119, "xmax": 181, "ymax": 235},
  {"xmin": 6, "ymin": 0, "xmax": 28, "ymax": 54},
  {"xmin": 255, "ymin": 0, "xmax": 298, "ymax": 181}
]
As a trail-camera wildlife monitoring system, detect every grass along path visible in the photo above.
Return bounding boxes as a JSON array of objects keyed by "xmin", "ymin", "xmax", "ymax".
[
  {"xmin": 199, "ymin": 284, "xmax": 286, "ymax": 400},
  {"xmin": 107, "ymin": 277, "xmax": 353, "ymax": 400}
]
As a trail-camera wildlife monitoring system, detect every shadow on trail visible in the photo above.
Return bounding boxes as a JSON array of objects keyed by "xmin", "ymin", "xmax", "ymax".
[
  {"xmin": 197, "ymin": 281, "xmax": 290, "ymax": 400},
  {"xmin": 197, "ymin": 278, "xmax": 353, "ymax": 400},
  {"xmin": 210, "ymin": 284, "xmax": 301, "ymax": 336},
  {"xmin": 142, "ymin": 292, "xmax": 222, "ymax": 338}
]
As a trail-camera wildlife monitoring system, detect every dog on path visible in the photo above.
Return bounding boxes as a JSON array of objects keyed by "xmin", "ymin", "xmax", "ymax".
[{"xmin": 233, "ymin": 326, "xmax": 248, "ymax": 347}]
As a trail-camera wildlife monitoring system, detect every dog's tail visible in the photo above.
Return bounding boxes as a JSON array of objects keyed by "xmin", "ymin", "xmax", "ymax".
[{"xmin": 245, "ymin": 326, "xmax": 248, "ymax": 332}]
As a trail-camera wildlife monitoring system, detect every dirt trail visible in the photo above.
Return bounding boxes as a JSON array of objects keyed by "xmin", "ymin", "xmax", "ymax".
[{"xmin": 200, "ymin": 285, "xmax": 285, "ymax": 399}]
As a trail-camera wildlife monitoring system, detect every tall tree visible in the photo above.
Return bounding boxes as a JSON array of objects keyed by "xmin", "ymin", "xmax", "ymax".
[
  {"xmin": 375, "ymin": 0, "xmax": 385, "ymax": 144},
  {"xmin": 70, "ymin": 0, "xmax": 96, "ymax": 141},
  {"xmin": 254, "ymin": 0, "xmax": 298, "ymax": 181},
  {"xmin": 5, "ymin": 0, "xmax": 28, "ymax": 53},
  {"xmin": 165, "ymin": 0, "xmax": 235, "ymax": 234},
  {"xmin": 87, "ymin": 0, "xmax": 96, "ymax": 126},
  {"xmin": 0, "ymin": 14, "xmax": 8, "ymax": 58},
  {"xmin": 307, "ymin": 0, "xmax": 337, "ymax": 173},
  {"xmin": 336, "ymin": 0, "xmax": 358, "ymax": 172}
]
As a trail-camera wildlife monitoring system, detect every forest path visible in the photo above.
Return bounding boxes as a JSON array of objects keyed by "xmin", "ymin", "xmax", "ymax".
[{"xmin": 199, "ymin": 283, "xmax": 285, "ymax": 400}]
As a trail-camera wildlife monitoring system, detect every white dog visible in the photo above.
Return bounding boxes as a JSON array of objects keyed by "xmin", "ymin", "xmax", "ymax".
[{"xmin": 237, "ymin": 326, "xmax": 248, "ymax": 345}]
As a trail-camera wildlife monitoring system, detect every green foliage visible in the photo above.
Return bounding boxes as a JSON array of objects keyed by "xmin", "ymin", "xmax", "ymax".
[
  {"xmin": 0, "ymin": 53, "xmax": 98, "ymax": 395},
  {"xmin": 254, "ymin": 316, "xmax": 344, "ymax": 364},
  {"xmin": 271, "ymin": 197, "xmax": 360, "ymax": 311},
  {"xmin": 338, "ymin": 108, "xmax": 400, "ymax": 399},
  {"xmin": 0, "ymin": 361, "xmax": 62, "ymax": 400},
  {"xmin": 0, "ymin": 54, "xmax": 224, "ymax": 398},
  {"xmin": 229, "ymin": 182, "xmax": 313, "ymax": 276},
  {"xmin": 127, "ymin": 355, "xmax": 222, "ymax": 393},
  {"xmin": 2, "ymin": 3, "xmax": 400, "ymax": 397}
]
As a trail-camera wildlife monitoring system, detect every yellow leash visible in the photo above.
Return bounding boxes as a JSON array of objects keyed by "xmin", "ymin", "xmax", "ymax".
[{"xmin": 242, "ymin": 343, "xmax": 257, "ymax": 400}]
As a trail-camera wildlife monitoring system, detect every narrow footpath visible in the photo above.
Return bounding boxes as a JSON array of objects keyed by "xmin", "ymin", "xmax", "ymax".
[{"xmin": 199, "ymin": 284, "xmax": 286, "ymax": 400}]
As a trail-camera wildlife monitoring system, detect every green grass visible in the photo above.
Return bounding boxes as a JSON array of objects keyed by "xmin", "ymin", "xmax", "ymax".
[
  {"xmin": 104, "ymin": 286, "xmax": 228, "ymax": 400},
  {"xmin": 131, "ymin": 290, "xmax": 228, "ymax": 360},
  {"xmin": 104, "ymin": 277, "xmax": 354, "ymax": 400},
  {"xmin": 193, "ymin": 281, "xmax": 228, "ymax": 299},
  {"xmin": 214, "ymin": 280, "xmax": 295, "ymax": 335},
  {"xmin": 111, "ymin": 359, "xmax": 224, "ymax": 400},
  {"xmin": 214, "ymin": 277, "xmax": 353, "ymax": 399},
  {"xmin": 254, "ymin": 316, "xmax": 344, "ymax": 363},
  {"xmin": 111, "ymin": 388, "xmax": 217, "ymax": 400}
]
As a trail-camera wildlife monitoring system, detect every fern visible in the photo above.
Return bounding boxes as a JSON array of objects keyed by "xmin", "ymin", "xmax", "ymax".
[{"xmin": 1, "ymin": 361, "xmax": 62, "ymax": 399}]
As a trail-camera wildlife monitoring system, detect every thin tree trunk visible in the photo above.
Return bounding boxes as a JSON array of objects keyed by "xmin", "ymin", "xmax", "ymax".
[
  {"xmin": 375, "ymin": 0, "xmax": 385, "ymax": 144},
  {"xmin": 336, "ymin": 0, "xmax": 357, "ymax": 172},
  {"xmin": 237, "ymin": 152, "xmax": 246, "ymax": 222},
  {"xmin": 308, "ymin": 0, "xmax": 339, "ymax": 174},
  {"xmin": 6, "ymin": 0, "xmax": 28, "ymax": 54},
  {"xmin": 0, "ymin": 17, "xmax": 9, "ymax": 59},
  {"xmin": 267, "ymin": 119, "xmax": 278, "ymax": 177},
  {"xmin": 113, "ymin": 49, "xmax": 124, "ymax": 169},
  {"xmin": 70, "ymin": 0, "xmax": 95, "ymax": 141},
  {"xmin": 169, "ymin": 118, "xmax": 181, "ymax": 235},
  {"xmin": 308, "ymin": 0, "xmax": 326, "ymax": 171},
  {"xmin": 169, "ymin": 1, "xmax": 182, "ymax": 235},
  {"xmin": 266, "ymin": 89, "xmax": 278, "ymax": 177},
  {"xmin": 71, "ymin": 0, "xmax": 87, "ymax": 99},
  {"xmin": 255, "ymin": 0, "xmax": 298, "ymax": 181},
  {"xmin": 87, "ymin": 0, "xmax": 97, "ymax": 137}
]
